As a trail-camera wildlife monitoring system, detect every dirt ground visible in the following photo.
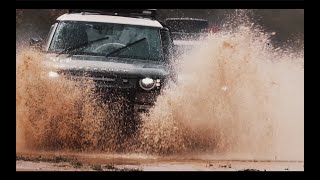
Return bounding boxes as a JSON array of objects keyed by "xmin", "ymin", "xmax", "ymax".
[{"xmin": 16, "ymin": 152, "xmax": 304, "ymax": 171}]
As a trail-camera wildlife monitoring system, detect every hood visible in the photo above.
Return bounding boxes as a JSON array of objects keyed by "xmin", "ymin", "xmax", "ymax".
[{"xmin": 45, "ymin": 54, "xmax": 169, "ymax": 78}]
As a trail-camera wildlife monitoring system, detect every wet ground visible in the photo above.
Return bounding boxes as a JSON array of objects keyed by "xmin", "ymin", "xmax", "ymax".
[{"xmin": 16, "ymin": 152, "xmax": 304, "ymax": 171}]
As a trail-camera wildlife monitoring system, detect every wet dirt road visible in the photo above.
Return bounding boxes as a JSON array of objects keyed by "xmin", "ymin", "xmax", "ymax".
[{"xmin": 16, "ymin": 152, "xmax": 304, "ymax": 171}]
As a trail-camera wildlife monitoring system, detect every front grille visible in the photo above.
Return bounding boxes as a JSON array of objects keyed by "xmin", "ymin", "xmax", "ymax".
[
  {"xmin": 70, "ymin": 76, "xmax": 137, "ymax": 89},
  {"xmin": 93, "ymin": 77, "xmax": 136, "ymax": 89},
  {"xmin": 61, "ymin": 70, "xmax": 137, "ymax": 89}
]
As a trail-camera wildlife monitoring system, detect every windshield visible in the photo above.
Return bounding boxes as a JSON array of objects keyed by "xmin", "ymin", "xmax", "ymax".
[{"xmin": 49, "ymin": 21, "xmax": 164, "ymax": 61}]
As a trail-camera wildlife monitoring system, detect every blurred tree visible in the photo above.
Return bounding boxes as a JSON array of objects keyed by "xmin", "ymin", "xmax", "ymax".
[{"xmin": 16, "ymin": 9, "xmax": 303, "ymax": 49}]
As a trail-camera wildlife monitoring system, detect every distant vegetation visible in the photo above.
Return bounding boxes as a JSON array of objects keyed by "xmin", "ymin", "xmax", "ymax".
[{"xmin": 16, "ymin": 9, "xmax": 303, "ymax": 49}]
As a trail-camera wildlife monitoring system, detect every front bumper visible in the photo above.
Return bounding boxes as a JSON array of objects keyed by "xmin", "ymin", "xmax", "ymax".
[
  {"xmin": 89, "ymin": 83, "xmax": 160, "ymax": 115},
  {"xmin": 58, "ymin": 72, "xmax": 162, "ymax": 112},
  {"xmin": 98, "ymin": 89, "xmax": 160, "ymax": 110}
]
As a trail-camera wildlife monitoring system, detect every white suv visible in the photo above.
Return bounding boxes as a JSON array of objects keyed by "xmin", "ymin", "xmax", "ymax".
[{"xmin": 30, "ymin": 9, "xmax": 175, "ymax": 131}]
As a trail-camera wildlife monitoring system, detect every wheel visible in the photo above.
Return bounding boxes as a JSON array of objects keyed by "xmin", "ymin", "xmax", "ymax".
[
  {"xmin": 101, "ymin": 90, "xmax": 138, "ymax": 137},
  {"xmin": 120, "ymin": 93, "xmax": 138, "ymax": 136}
]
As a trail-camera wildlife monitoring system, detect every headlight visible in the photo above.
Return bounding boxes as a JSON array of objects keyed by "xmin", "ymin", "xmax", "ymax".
[
  {"xmin": 139, "ymin": 77, "xmax": 159, "ymax": 90},
  {"xmin": 48, "ymin": 71, "xmax": 59, "ymax": 78}
]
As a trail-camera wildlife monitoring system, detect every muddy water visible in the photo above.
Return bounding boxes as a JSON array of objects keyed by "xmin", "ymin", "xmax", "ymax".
[
  {"xmin": 138, "ymin": 24, "xmax": 304, "ymax": 161},
  {"xmin": 16, "ymin": 50, "xmax": 133, "ymax": 152},
  {"xmin": 16, "ymin": 13, "xmax": 304, "ymax": 162}
]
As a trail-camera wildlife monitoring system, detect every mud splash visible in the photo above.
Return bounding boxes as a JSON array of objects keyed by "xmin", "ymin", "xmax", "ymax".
[
  {"xmin": 138, "ymin": 24, "xmax": 304, "ymax": 161},
  {"xmin": 16, "ymin": 50, "xmax": 137, "ymax": 152},
  {"xmin": 16, "ymin": 13, "xmax": 303, "ymax": 161}
]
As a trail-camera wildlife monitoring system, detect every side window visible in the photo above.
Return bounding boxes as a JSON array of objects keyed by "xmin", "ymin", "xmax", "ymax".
[{"xmin": 44, "ymin": 23, "xmax": 58, "ymax": 51}]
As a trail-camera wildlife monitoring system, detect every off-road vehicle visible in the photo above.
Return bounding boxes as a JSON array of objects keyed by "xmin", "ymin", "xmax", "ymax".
[{"xmin": 30, "ymin": 9, "xmax": 174, "ymax": 131}]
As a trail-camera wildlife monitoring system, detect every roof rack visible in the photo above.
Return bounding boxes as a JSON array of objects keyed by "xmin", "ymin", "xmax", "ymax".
[
  {"xmin": 165, "ymin": 18, "xmax": 208, "ymax": 22},
  {"xmin": 68, "ymin": 9, "xmax": 157, "ymax": 20}
]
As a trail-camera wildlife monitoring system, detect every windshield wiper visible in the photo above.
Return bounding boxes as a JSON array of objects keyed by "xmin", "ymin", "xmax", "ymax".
[
  {"xmin": 56, "ymin": 36, "xmax": 109, "ymax": 57},
  {"xmin": 105, "ymin": 38, "xmax": 146, "ymax": 58}
]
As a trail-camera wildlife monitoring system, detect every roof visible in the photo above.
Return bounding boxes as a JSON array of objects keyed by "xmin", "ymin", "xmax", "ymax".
[{"xmin": 57, "ymin": 13, "xmax": 163, "ymax": 28}]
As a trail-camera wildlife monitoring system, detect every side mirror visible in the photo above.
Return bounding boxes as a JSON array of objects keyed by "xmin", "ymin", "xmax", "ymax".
[{"xmin": 29, "ymin": 37, "xmax": 43, "ymax": 50}]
